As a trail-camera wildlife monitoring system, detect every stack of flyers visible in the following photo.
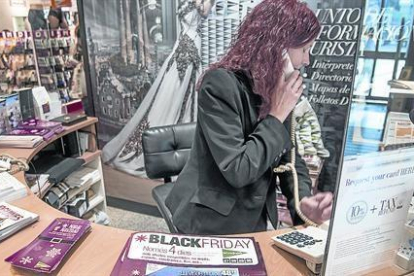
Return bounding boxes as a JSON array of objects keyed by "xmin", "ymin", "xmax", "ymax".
[
  {"xmin": 111, "ymin": 232, "xmax": 267, "ymax": 276},
  {"xmin": 6, "ymin": 128, "xmax": 55, "ymax": 141},
  {"xmin": 5, "ymin": 218, "xmax": 91, "ymax": 273},
  {"xmin": 18, "ymin": 118, "xmax": 65, "ymax": 134}
]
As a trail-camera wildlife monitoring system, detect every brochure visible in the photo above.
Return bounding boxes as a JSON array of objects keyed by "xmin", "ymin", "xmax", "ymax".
[
  {"xmin": 0, "ymin": 202, "xmax": 39, "ymax": 241},
  {"xmin": 5, "ymin": 218, "xmax": 91, "ymax": 273},
  {"xmin": 111, "ymin": 232, "xmax": 267, "ymax": 276}
]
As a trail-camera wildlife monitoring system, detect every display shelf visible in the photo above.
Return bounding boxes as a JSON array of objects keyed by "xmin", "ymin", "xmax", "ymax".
[
  {"xmin": 79, "ymin": 150, "xmax": 101, "ymax": 164},
  {"xmin": 3, "ymin": 117, "xmax": 107, "ymax": 219},
  {"xmin": 65, "ymin": 179, "xmax": 101, "ymax": 204},
  {"xmin": 33, "ymin": 180, "xmax": 53, "ymax": 198}
]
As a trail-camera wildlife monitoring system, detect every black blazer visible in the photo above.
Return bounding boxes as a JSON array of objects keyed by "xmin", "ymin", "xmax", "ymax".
[{"xmin": 165, "ymin": 68, "xmax": 312, "ymax": 235}]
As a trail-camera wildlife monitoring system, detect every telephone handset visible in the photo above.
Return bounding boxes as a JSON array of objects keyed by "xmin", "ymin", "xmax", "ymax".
[
  {"xmin": 0, "ymin": 154, "xmax": 29, "ymax": 175},
  {"xmin": 282, "ymin": 50, "xmax": 295, "ymax": 80},
  {"xmin": 274, "ymin": 51, "xmax": 318, "ymax": 227}
]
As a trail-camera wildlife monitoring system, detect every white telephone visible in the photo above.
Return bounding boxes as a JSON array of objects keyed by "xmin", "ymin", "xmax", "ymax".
[
  {"xmin": 272, "ymin": 51, "xmax": 328, "ymax": 274},
  {"xmin": 0, "ymin": 154, "xmax": 29, "ymax": 175}
]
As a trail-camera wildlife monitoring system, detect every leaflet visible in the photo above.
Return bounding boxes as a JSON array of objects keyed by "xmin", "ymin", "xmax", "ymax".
[
  {"xmin": 111, "ymin": 232, "xmax": 267, "ymax": 276},
  {"xmin": 5, "ymin": 218, "xmax": 90, "ymax": 273}
]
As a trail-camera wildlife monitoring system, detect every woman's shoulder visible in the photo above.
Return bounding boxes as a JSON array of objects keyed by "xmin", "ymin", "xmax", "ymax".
[
  {"xmin": 202, "ymin": 68, "xmax": 251, "ymax": 87},
  {"xmin": 199, "ymin": 68, "xmax": 253, "ymax": 107}
]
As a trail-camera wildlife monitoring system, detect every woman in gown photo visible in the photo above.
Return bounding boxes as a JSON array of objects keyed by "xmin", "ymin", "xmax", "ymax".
[{"xmin": 102, "ymin": 0, "xmax": 215, "ymax": 176}]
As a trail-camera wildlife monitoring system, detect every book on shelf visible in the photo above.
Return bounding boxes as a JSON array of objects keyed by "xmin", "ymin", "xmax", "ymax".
[
  {"xmin": 0, "ymin": 172, "xmax": 28, "ymax": 203},
  {"xmin": 0, "ymin": 135, "xmax": 43, "ymax": 148},
  {"xmin": 111, "ymin": 232, "xmax": 267, "ymax": 276},
  {"xmin": 26, "ymin": 174, "xmax": 51, "ymax": 195},
  {"xmin": 64, "ymin": 167, "xmax": 100, "ymax": 188},
  {"xmin": 5, "ymin": 218, "xmax": 91, "ymax": 273},
  {"xmin": 0, "ymin": 202, "xmax": 39, "ymax": 241}
]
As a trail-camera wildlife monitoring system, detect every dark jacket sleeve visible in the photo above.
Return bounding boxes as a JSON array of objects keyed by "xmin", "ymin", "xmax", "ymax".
[
  {"xmin": 198, "ymin": 69, "xmax": 292, "ymax": 188},
  {"xmin": 277, "ymin": 116, "xmax": 313, "ymax": 225}
]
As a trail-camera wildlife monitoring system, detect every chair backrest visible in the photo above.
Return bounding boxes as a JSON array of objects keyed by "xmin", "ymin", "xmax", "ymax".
[{"xmin": 142, "ymin": 123, "xmax": 196, "ymax": 182}]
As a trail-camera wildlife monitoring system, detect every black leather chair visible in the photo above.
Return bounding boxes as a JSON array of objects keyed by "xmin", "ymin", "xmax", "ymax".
[{"xmin": 142, "ymin": 123, "xmax": 196, "ymax": 233}]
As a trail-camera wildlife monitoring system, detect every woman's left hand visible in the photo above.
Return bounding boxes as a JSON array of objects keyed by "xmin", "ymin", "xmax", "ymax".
[{"xmin": 299, "ymin": 192, "xmax": 333, "ymax": 225}]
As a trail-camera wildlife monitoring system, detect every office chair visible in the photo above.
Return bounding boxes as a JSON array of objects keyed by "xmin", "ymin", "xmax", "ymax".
[{"xmin": 142, "ymin": 123, "xmax": 196, "ymax": 233}]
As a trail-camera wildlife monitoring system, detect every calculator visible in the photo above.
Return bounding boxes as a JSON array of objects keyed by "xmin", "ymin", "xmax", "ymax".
[{"xmin": 271, "ymin": 226, "xmax": 327, "ymax": 264}]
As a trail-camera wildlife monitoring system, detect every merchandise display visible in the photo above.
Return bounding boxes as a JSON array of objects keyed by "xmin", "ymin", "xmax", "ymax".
[
  {"xmin": 0, "ymin": 32, "xmax": 38, "ymax": 95},
  {"xmin": 33, "ymin": 29, "xmax": 75, "ymax": 103}
]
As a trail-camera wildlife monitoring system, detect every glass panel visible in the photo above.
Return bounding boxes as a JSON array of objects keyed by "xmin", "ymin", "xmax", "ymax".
[
  {"xmin": 397, "ymin": 59, "xmax": 406, "ymax": 78},
  {"xmin": 363, "ymin": 0, "xmax": 381, "ymax": 52},
  {"xmin": 371, "ymin": 59, "xmax": 395, "ymax": 97},
  {"xmin": 378, "ymin": 0, "xmax": 414, "ymax": 53},
  {"xmin": 354, "ymin": 58, "xmax": 374, "ymax": 96},
  {"xmin": 327, "ymin": 0, "xmax": 414, "ymax": 270}
]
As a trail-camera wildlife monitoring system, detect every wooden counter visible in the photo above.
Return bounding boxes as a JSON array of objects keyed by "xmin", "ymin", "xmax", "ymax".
[{"xmin": 0, "ymin": 117, "xmax": 408, "ymax": 275}]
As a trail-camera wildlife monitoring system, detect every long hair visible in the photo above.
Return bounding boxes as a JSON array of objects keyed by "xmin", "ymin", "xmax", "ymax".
[{"xmin": 205, "ymin": 0, "xmax": 321, "ymax": 118}]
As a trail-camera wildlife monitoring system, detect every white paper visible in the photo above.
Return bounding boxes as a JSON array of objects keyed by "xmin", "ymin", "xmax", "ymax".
[
  {"xmin": 324, "ymin": 149, "xmax": 414, "ymax": 275},
  {"xmin": 128, "ymin": 233, "xmax": 259, "ymax": 266}
]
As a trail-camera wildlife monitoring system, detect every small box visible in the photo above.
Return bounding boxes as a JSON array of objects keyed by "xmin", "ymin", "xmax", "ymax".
[
  {"xmin": 67, "ymin": 192, "xmax": 89, "ymax": 218},
  {"xmin": 63, "ymin": 99, "xmax": 84, "ymax": 114},
  {"xmin": 1, "ymin": 93, "xmax": 22, "ymax": 130},
  {"xmin": 44, "ymin": 182, "xmax": 70, "ymax": 209},
  {"xmin": 0, "ymin": 99, "xmax": 6, "ymax": 134},
  {"xmin": 15, "ymin": 88, "xmax": 35, "ymax": 120},
  {"xmin": 52, "ymin": 113, "xmax": 87, "ymax": 126}
]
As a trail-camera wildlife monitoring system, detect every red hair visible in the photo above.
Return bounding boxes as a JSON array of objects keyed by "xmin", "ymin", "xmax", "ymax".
[{"xmin": 204, "ymin": 0, "xmax": 321, "ymax": 118}]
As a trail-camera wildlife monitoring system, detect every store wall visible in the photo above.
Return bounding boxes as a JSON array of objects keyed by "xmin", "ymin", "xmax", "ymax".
[
  {"xmin": 0, "ymin": 0, "xmax": 30, "ymax": 31},
  {"xmin": 0, "ymin": 1, "xmax": 14, "ymax": 31}
]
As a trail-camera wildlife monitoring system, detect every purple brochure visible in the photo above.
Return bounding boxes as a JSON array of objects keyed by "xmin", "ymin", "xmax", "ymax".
[
  {"xmin": 18, "ymin": 119, "xmax": 65, "ymax": 134},
  {"xmin": 6, "ymin": 128, "xmax": 55, "ymax": 141},
  {"xmin": 5, "ymin": 218, "xmax": 91, "ymax": 273},
  {"xmin": 110, "ymin": 236, "xmax": 133, "ymax": 276}
]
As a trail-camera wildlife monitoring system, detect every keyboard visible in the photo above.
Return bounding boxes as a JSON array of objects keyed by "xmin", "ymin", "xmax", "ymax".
[
  {"xmin": 271, "ymin": 226, "xmax": 327, "ymax": 264},
  {"xmin": 0, "ymin": 172, "xmax": 28, "ymax": 202}
]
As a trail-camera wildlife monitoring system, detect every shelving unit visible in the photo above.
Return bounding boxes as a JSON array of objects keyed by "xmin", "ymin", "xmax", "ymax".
[{"xmin": 17, "ymin": 117, "xmax": 108, "ymax": 222}]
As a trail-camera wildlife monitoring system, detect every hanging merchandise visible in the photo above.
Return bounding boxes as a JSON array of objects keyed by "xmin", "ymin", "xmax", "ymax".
[
  {"xmin": 32, "ymin": 29, "xmax": 75, "ymax": 103},
  {"xmin": 0, "ymin": 32, "xmax": 38, "ymax": 95}
]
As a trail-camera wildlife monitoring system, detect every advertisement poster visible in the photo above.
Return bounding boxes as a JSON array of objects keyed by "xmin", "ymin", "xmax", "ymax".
[
  {"xmin": 324, "ymin": 148, "xmax": 414, "ymax": 275},
  {"xmin": 305, "ymin": 0, "xmax": 365, "ymax": 192},
  {"xmin": 82, "ymin": 0, "xmax": 363, "ymax": 183},
  {"xmin": 111, "ymin": 232, "xmax": 267, "ymax": 276}
]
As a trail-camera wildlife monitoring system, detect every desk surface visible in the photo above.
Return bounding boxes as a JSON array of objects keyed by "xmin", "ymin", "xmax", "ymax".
[{"xmin": 0, "ymin": 118, "xmax": 407, "ymax": 275}]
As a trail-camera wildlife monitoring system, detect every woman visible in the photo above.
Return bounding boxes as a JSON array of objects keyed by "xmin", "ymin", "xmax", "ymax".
[
  {"xmin": 165, "ymin": 0, "xmax": 333, "ymax": 235},
  {"xmin": 102, "ymin": 0, "xmax": 215, "ymax": 176}
]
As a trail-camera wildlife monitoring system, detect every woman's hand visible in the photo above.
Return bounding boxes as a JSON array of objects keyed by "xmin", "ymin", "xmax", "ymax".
[
  {"xmin": 299, "ymin": 192, "xmax": 333, "ymax": 225},
  {"xmin": 270, "ymin": 70, "xmax": 303, "ymax": 122}
]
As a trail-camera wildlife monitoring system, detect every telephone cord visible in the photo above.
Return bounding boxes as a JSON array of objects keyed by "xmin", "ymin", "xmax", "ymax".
[{"xmin": 273, "ymin": 116, "xmax": 318, "ymax": 227}]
